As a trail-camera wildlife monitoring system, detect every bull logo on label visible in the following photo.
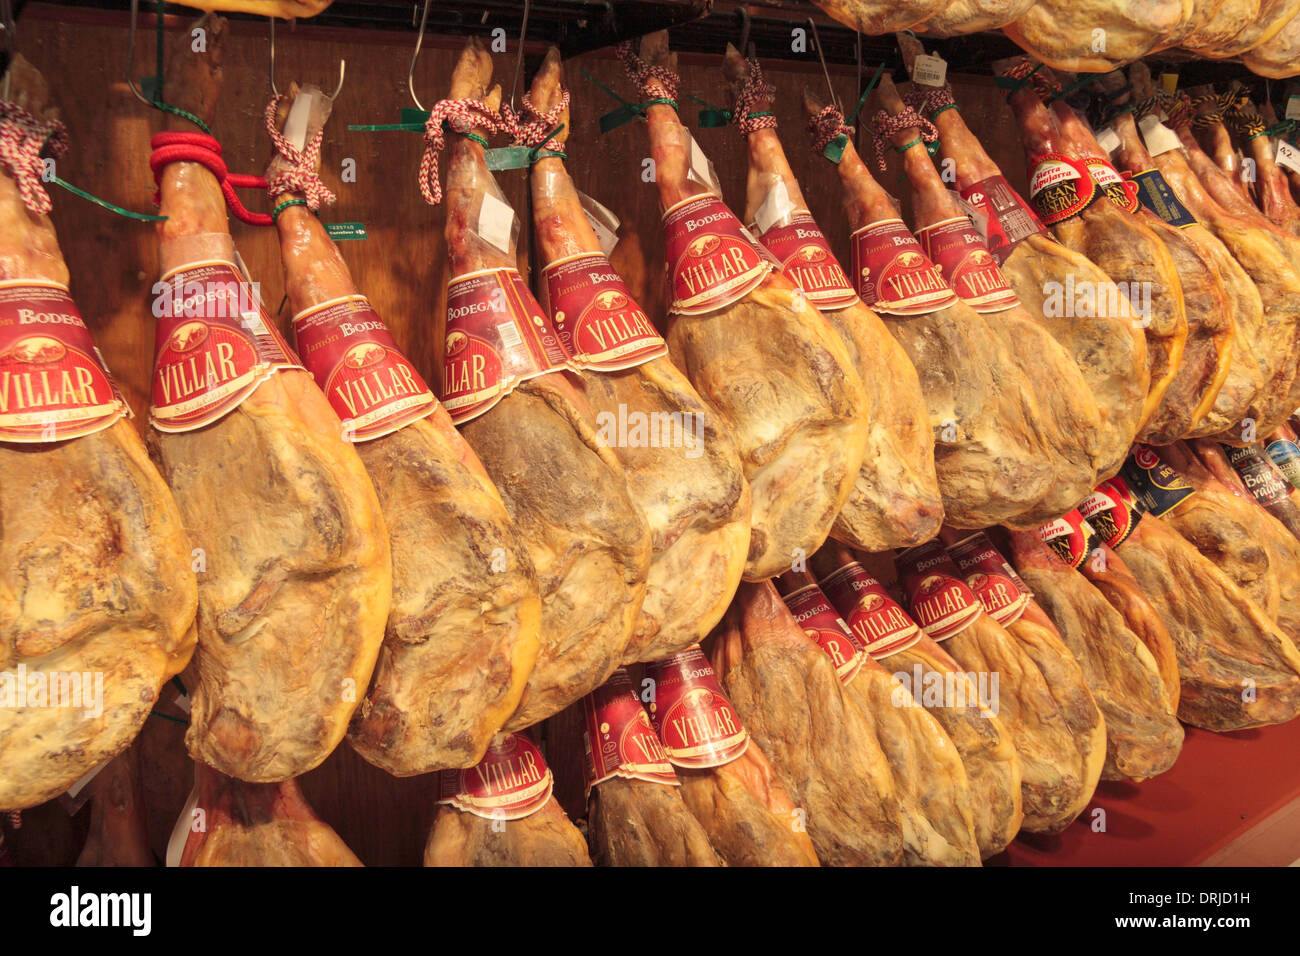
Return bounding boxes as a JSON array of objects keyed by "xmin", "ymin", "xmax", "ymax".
[
  {"xmin": 968, "ymin": 571, "xmax": 989, "ymax": 593},
  {"xmin": 169, "ymin": 321, "xmax": 209, "ymax": 353},
  {"xmin": 796, "ymin": 245, "xmax": 827, "ymax": 264},
  {"xmin": 344, "ymin": 343, "xmax": 385, "ymax": 370},
  {"xmin": 917, "ymin": 574, "xmax": 947, "ymax": 597},
  {"xmin": 445, "ymin": 330, "xmax": 469, "ymax": 357},
  {"xmin": 687, "ymin": 235, "xmax": 721, "ymax": 258},
  {"xmin": 862, "ymin": 592, "xmax": 884, "ymax": 612},
  {"xmin": 594, "ymin": 289, "xmax": 628, "ymax": 312},
  {"xmin": 5, "ymin": 335, "xmax": 65, "ymax": 364}
]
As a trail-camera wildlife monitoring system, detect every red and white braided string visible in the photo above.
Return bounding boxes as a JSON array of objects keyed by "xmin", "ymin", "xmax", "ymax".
[
  {"xmin": 905, "ymin": 85, "xmax": 956, "ymax": 121},
  {"xmin": 263, "ymin": 93, "xmax": 336, "ymax": 211},
  {"xmin": 503, "ymin": 89, "xmax": 569, "ymax": 148},
  {"xmin": 734, "ymin": 58, "xmax": 777, "ymax": 135},
  {"xmin": 419, "ymin": 98, "xmax": 513, "ymax": 206},
  {"xmin": 0, "ymin": 101, "xmax": 69, "ymax": 216},
  {"xmin": 808, "ymin": 104, "xmax": 852, "ymax": 155},
  {"xmin": 870, "ymin": 107, "xmax": 938, "ymax": 173},
  {"xmin": 616, "ymin": 41, "xmax": 680, "ymax": 105}
]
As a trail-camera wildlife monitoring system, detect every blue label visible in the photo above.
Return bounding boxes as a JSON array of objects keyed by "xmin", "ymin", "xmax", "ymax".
[
  {"xmin": 1119, "ymin": 445, "xmax": 1197, "ymax": 517},
  {"xmin": 1132, "ymin": 169, "xmax": 1197, "ymax": 228},
  {"xmin": 1266, "ymin": 438, "xmax": 1300, "ymax": 490}
]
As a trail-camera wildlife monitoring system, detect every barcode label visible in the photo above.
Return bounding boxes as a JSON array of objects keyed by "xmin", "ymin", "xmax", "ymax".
[{"xmin": 497, "ymin": 321, "xmax": 523, "ymax": 350}]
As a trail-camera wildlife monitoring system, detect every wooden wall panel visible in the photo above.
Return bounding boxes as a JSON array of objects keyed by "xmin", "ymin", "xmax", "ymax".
[{"xmin": 12, "ymin": 2, "xmax": 1038, "ymax": 866}]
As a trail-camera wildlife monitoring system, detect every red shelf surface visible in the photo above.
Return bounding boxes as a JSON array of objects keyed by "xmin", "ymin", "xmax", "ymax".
[{"xmin": 990, "ymin": 719, "xmax": 1300, "ymax": 866}]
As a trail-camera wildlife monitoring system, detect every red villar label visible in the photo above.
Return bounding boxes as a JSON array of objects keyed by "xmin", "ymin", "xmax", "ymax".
[
  {"xmin": 644, "ymin": 646, "xmax": 749, "ymax": 769},
  {"xmin": 442, "ymin": 268, "xmax": 570, "ymax": 425},
  {"xmin": 758, "ymin": 211, "xmax": 858, "ymax": 311},
  {"xmin": 293, "ymin": 295, "xmax": 437, "ymax": 442},
  {"xmin": 436, "ymin": 733, "xmax": 554, "ymax": 821},
  {"xmin": 818, "ymin": 560, "xmax": 922, "ymax": 660},
  {"xmin": 1027, "ymin": 153, "xmax": 1098, "ymax": 225},
  {"xmin": 582, "ymin": 668, "xmax": 677, "ymax": 795},
  {"xmin": 662, "ymin": 194, "xmax": 772, "ymax": 315},
  {"xmin": 774, "ymin": 581, "xmax": 866, "ymax": 684},
  {"xmin": 1080, "ymin": 478, "xmax": 1142, "ymax": 549},
  {"xmin": 896, "ymin": 541, "xmax": 983, "ymax": 641},
  {"xmin": 946, "ymin": 532, "xmax": 1032, "ymax": 627},
  {"xmin": 959, "ymin": 174, "xmax": 1046, "ymax": 265},
  {"xmin": 915, "ymin": 216, "xmax": 1020, "ymax": 313},
  {"xmin": 540, "ymin": 252, "xmax": 666, "ymax": 371},
  {"xmin": 150, "ymin": 260, "xmax": 301, "ymax": 433},
  {"xmin": 0, "ymin": 280, "xmax": 130, "ymax": 443},
  {"xmin": 1086, "ymin": 157, "xmax": 1140, "ymax": 214},
  {"xmin": 851, "ymin": 218, "xmax": 958, "ymax": 315},
  {"xmin": 1038, "ymin": 508, "xmax": 1102, "ymax": 569}
]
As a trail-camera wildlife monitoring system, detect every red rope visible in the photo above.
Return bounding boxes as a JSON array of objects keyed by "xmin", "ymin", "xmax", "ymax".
[
  {"xmin": 6, "ymin": 810, "xmax": 20, "ymax": 829},
  {"xmin": 734, "ymin": 58, "xmax": 777, "ymax": 135},
  {"xmin": 418, "ymin": 98, "xmax": 514, "ymax": 206},
  {"xmin": 870, "ymin": 106, "xmax": 938, "ymax": 173},
  {"xmin": 617, "ymin": 41, "xmax": 680, "ymax": 104},
  {"xmin": 808, "ymin": 104, "xmax": 852, "ymax": 155},
  {"xmin": 263, "ymin": 94, "xmax": 336, "ymax": 210},
  {"xmin": 503, "ymin": 90, "xmax": 569, "ymax": 148},
  {"xmin": 149, "ymin": 132, "xmax": 272, "ymax": 226},
  {"xmin": 0, "ymin": 101, "xmax": 69, "ymax": 216}
]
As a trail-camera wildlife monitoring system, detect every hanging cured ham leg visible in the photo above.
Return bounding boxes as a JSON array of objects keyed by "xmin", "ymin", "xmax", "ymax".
[
  {"xmin": 720, "ymin": 48, "xmax": 941, "ymax": 552},
  {"xmin": 1217, "ymin": 93, "xmax": 1300, "ymax": 238},
  {"xmin": 627, "ymin": 32, "xmax": 870, "ymax": 578},
  {"xmin": 0, "ymin": 55, "xmax": 198, "ymax": 811},
  {"xmin": 262, "ymin": 83, "xmax": 540, "ymax": 775},
  {"xmin": 873, "ymin": 73, "xmax": 1103, "ymax": 519},
  {"xmin": 435, "ymin": 41, "xmax": 651, "ymax": 730},
  {"xmin": 525, "ymin": 48, "xmax": 750, "ymax": 663},
  {"xmin": 804, "ymin": 90, "xmax": 1058, "ymax": 528},
  {"xmin": 144, "ymin": 16, "xmax": 391, "ymax": 782}
]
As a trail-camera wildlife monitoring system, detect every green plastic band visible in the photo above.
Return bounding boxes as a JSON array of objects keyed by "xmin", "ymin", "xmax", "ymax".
[
  {"xmin": 929, "ymin": 102, "xmax": 960, "ymax": 120},
  {"xmin": 895, "ymin": 136, "xmax": 923, "ymax": 154},
  {"xmin": 52, "ymin": 177, "xmax": 168, "ymax": 221},
  {"xmin": 139, "ymin": 75, "xmax": 212, "ymax": 134},
  {"xmin": 848, "ymin": 62, "xmax": 887, "ymax": 125},
  {"xmin": 272, "ymin": 198, "xmax": 309, "ymax": 222},
  {"xmin": 485, "ymin": 123, "xmax": 567, "ymax": 170},
  {"xmin": 1050, "ymin": 69, "xmax": 1115, "ymax": 101},
  {"xmin": 582, "ymin": 68, "xmax": 676, "ymax": 133},
  {"xmin": 996, "ymin": 63, "xmax": 1044, "ymax": 102},
  {"xmin": 150, "ymin": 710, "xmax": 187, "ymax": 725},
  {"xmin": 822, "ymin": 133, "xmax": 848, "ymax": 164}
]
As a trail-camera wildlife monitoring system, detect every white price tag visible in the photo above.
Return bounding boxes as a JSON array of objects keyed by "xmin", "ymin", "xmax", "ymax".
[
  {"xmin": 753, "ymin": 179, "xmax": 794, "ymax": 235},
  {"xmin": 1095, "ymin": 126, "xmax": 1121, "ymax": 156},
  {"xmin": 578, "ymin": 190, "xmax": 621, "ymax": 257},
  {"xmin": 913, "ymin": 54, "xmax": 948, "ymax": 88},
  {"xmin": 1286, "ymin": 95, "xmax": 1300, "ymax": 121},
  {"xmin": 954, "ymin": 189, "xmax": 989, "ymax": 239},
  {"xmin": 686, "ymin": 133, "xmax": 719, "ymax": 193},
  {"xmin": 476, "ymin": 192, "xmax": 516, "ymax": 255},
  {"xmin": 1277, "ymin": 139, "xmax": 1300, "ymax": 175},
  {"xmin": 1139, "ymin": 114, "xmax": 1183, "ymax": 156},
  {"xmin": 165, "ymin": 781, "xmax": 200, "ymax": 868},
  {"xmin": 283, "ymin": 89, "xmax": 322, "ymax": 153}
]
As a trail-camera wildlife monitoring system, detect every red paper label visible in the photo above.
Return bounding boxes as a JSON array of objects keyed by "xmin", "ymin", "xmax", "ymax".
[
  {"xmin": 0, "ymin": 280, "xmax": 130, "ymax": 443},
  {"xmin": 436, "ymin": 733, "xmax": 554, "ymax": 821},
  {"xmin": 1080, "ymin": 478, "xmax": 1141, "ymax": 549},
  {"xmin": 662, "ymin": 194, "xmax": 772, "ymax": 315},
  {"xmin": 946, "ymin": 532, "xmax": 1032, "ymax": 627},
  {"xmin": 582, "ymin": 669, "xmax": 678, "ymax": 794},
  {"xmin": 1038, "ymin": 508, "xmax": 1102, "ymax": 569},
  {"xmin": 959, "ymin": 174, "xmax": 1047, "ymax": 265},
  {"xmin": 293, "ymin": 295, "xmax": 437, "ymax": 442},
  {"xmin": 442, "ymin": 268, "xmax": 570, "ymax": 425},
  {"xmin": 540, "ymin": 252, "xmax": 666, "ymax": 371},
  {"xmin": 915, "ymin": 216, "xmax": 1020, "ymax": 313},
  {"xmin": 896, "ymin": 541, "xmax": 984, "ymax": 641},
  {"xmin": 758, "ymin": 211, "xmax": 858, "ymax": 311},
  {"xmin": 774, "ymin": 581, "xmax": 866, "ymax": 684},
  {"xmin": 150, "ymin": 261, "xmax": 301, "ymax": 432},
  {"xmin": 850, "ymin": 218, "xmax": 958, "ymax": 315},
  {"xmin": 818, "ymin": 561, "xmax": 922, "ymax": 660},
  {"xmin": 1086, "ymin": 157, "xmax": 1140, "ymax": 214},
  {"xmin": 1027, "ymin": 153, "xmax": 1099, "ymax": 225},
  {"xmin": 644, "ymin": 646, "xmax": 749, "ymax": 769}
]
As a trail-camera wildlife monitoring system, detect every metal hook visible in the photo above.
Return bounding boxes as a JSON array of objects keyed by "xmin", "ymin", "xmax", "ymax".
[
  {"xmin": 408, "ymin": 0, "xmax": 432, "ymax": 111},
  {"xmin": 806, "ymin": 18, "xmax": 841, "ymax": 115},
  {"xmin": 508, "ymin": 0, "xmax": 531, "ymax": 114},
  {"xmin": 125, "ymin": 0, "xmax": 157, "ymax": 108},
  {"xmin": 270, "ymin": 17, "xmax": 344, "ymax": 99},
  {"xmin": 735, "ymin": 7, "xmax": 752, "ymax": 59},
  {"xmin": 1, "ymin": 0, "xmax": 15, "ymax": 102}
]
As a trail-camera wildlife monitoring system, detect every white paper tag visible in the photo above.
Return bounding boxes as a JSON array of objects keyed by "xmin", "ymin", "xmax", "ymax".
[
  {"xmin": 173, "ymin": 689, "xmax": 192, "ymax": 714},
  {"xmin": 913, "ymin": 54, "xmax": 948, "ymax": 88},
  {"xmin": 1095, "ymin": 126, "xmax": 1121, "ymax": 156},
  {"xmin": 1278, "ymin": 139, "xmax": 1300, "ymax": 174},
  {"xmin": 578, "ymin": 190, "xmax": 621, "ymax": 257},
  {"xmin": 1286, "ymin": 95, "xmax": 1300, "ymax": 121},
  {"xmin": 165, "ymin": 780, "xmax": 200, "ymax": 868},
  {"xmin": 1139, "ymin": 113, "xmax": 1183, "ymax": 156},
  {"xmin": 64, "ymin": 759, "xmax": 111, "ymax": 801},
  {"xmin": 954, "ymin": 189, "xmax": 990, "ymax": 239},
  {"xmin": 686, "ymin": 133, "xmax": 720, "ymax": 194},
  {"xmin": 476, "ymin": 192, "xmax": 516, "ymax": 255},
  {"xmin": 753, "ymin": 179, "xmax": 794, "ymax": 235},
  {"xmin": 283, "ymin": 89, "xmax": 322, "ymax": 153}
]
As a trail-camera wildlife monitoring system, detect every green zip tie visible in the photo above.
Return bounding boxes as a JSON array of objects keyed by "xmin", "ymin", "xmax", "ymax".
[
  {"xmin": 272, "ymin": 198, "xmax": 309, "ymax": 222},
  {"xmin": 52, "ymin": 177, "xmax": 168, "ymax": 221},
  {"xmin": 150, "ymin": 709, "xmax": 188, "ymax": 725},
  {"xmin": 134, "ymin": 3, "xmax": 212, "ymax": 134},
  {"xmin": 823, "ymin": 63, "xmax": 887, "ymax": 164},
  {"xmin": 1050, "ymin": 69, "xmax": 1116, "ymax": 102},
  {"xmin": 995, "ymin": 63, "xmax": 1044, "ymax": 101},
  {"xmin": 485, "ymin": 123, "xmax": 567, "ymax": 170},
  {"xmin": 929, "ymin": 102, "xmax": 960, "ymax": 120},
  {"xmin": 581, "ymin": 69, "xmax": 676, "ymax": 133},
  {"xmin": 348, "ymin": 109, "xmax": 490, "ymax": 148},
  {"xmin": 895, "ymin": 136, "xmax": 924, "ymax": 154},
  {"xmin": 171, "ymin": 675, "xmax": 188, "ymax": 696}
]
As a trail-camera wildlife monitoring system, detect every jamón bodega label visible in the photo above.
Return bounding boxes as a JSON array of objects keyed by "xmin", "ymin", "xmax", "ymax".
[
  {"xmin": 774, "ymin": 581, "xmax": 866, "ymax": 685},
  {"xmin": 851, "ymin": 218, "xmax": 958, "ymax": 315},
  {"xmin": 540, "ymin": 252, "xmax": 666, "ymax": 371},
  {"xmin": 819, "ymin": 560, "xmax": 923, "ymax": 660},
  {"xmin": 758, "ymin": 211, "xmax": 859, "ymax": 311},
  {"xmin": 645, "ymin": 646, "xmax": 749, "ymax": 769},
  {"xmin": 916, "ymin": 216, "xmax": 1020, "ymax": 313},
  {"xmin": 582, "ymin": 668, "xmax": 678, "ymax": 795},
  {"xmin": 897, "ymin": 541, "xmax": 984, "ymax": 641},
  {"xmin": 662, "ymin": 194, "xmax": 772, "ymax": 315},
  {"xmin": 946, "ymin": 532, "xmax": 1032, "ymax": 626},
  {"xmin": 436, "ymin": 733, "xmax": 554, "ymax": 821}
]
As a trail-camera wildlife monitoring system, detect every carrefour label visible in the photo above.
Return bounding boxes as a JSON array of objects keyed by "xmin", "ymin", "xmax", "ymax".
[
  {"xmin": 293, "ymin": 295, "xmax": 437, "ymax": 441},
  {"xmin": 1267, "ymin": 438, "xmax": 1300, "ymax": 490},
  {"xmin": 758, "ymin": 211, "xmax": 859, "ymax": 311},
  {"xmin": 644, "ymin": 646, "xmax": 749, "ymax": 769},
  {"xmin": 946, "ymin": 532, "xmax": 1032, "ymax": 627},
  {"xmin": 851, "ymin": 218, "xmax": 958, "ymax": 315},
  {"xmin": 662, "ymin": 194, "xmax": 772, "ymax": 315},
  {"xmin": 896, "ymin": 541, "xmax": 984, "ymax": 641},
  {"xmin": 1119, "ymin": 445, "xmax": 1197, "ymax": 516},
  {"xmin": 819, "ymin": 561, "xmax": 922, "ymax": 660},
  {"xmin": 1086, "ymin": 157, "xmax": 1140, "ymax": 214},
  {"xmin": 442, "ymin": 268, "xmax": 570, "ymax": 425},
  {"xmin": 540, "ymin": 252, "xmax": 666, "ymax": 371},
  {"xmin": 1224, "ymin": 443, "xmax": 1292, "ymax": 507},
  {"xmin": 0, "ymin": 280, "xmax": 130, "ymax": 443},
  {"xmin": 1027, "ymin": 153, "xmax": 1099, "ymax": 224},
  {"xmin": 436, "ymin": 733, "xmax": 553, "ymax": 822},
  {"xmin": 1038, "ymin": 509, "xmax": 1102, "ymax": 569},
  {"xmin": 915, "ymin": 216, "xmax": 1020, "ymax": 313},
  {"xmin": 958, "ymin": 174, "xmax": 1046, "ymax": 265},
  {"xmin": 583, "ymin": 668, "xmax": 678, "ymax": 795},
  {"xmin": 150, "ymin": 260, "xmax": 302, "ymax": 433},
  {"xmin": 775, "ymin": 581, "xmax": 866, "ymax": 684},
  {"xmin": 1131, "ymin": 168, "xmax": 1197, "ymax": 228}
]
